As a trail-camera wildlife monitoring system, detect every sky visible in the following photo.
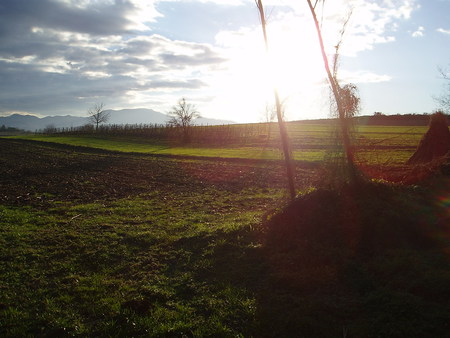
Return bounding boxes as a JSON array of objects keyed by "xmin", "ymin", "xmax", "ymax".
[{"xmin": 0, "ymin": 0, "xmax": 449, "ymax": 123}]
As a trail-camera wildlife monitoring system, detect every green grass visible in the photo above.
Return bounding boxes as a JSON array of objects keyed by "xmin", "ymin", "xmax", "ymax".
[
  {"xmin": 5, "ymin": 123, "xmax": 429, "ymax": 165},
  {"xmin": 7, "ymin": 135, "xmax": 285, "ymax": 160},
  {"xmin": 1, "ymin": 137, "xmax": 449, "ymax": 337},
  {"xmin": 2, "ymin": 123, "xmax": 449, "ymax": 336},
  {"xmin": 0, "ymin": 187, "xmax": 283, "ymax": 336}
]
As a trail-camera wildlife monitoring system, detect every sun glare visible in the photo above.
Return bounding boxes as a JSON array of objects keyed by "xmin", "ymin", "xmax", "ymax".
[{"xmin": 212, "ymin": 19, "xmax": 328, "ymax": 122}]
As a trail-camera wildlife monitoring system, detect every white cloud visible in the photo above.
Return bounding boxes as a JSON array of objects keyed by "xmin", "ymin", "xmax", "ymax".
[
  {"xmin": 127, "ymin": 0, "xmax": 163, "ymax": 30},
  {"xmin": 411, "ymin": 26, "xmax": 425, "ymax": 38},
  {"xmin": 437, "ymin": 28, "xmax": 450, "ymax": 35},
  {"xmin": 338, "ymin": 70, "xmax": 392, "ymax": 84}
]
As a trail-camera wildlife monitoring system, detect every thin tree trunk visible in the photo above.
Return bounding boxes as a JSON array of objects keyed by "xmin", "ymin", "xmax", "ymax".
[
  {"xmin": 306, "ymin": 0, "xmax": 355, "ymax": 169},
  {"xmin": 256, "ymin": 0, "xmax": 296, "ymax": 200}
]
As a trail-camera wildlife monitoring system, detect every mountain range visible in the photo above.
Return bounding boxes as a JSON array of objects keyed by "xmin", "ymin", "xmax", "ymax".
[{"xmin": 0, "ymin": 109, "xmax": 234, "ymax": 131}]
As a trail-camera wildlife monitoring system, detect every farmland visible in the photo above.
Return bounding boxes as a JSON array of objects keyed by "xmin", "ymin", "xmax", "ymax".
[
  {"xmin": 9, "ymin": 122, "xmax": 429, "ymax": 166},
  {"xmin": 1, "ymin": 122, "xmax": 450, "ymax": 337}
]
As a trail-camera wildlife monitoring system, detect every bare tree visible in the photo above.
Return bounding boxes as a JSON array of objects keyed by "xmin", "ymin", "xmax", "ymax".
[
  {"xmin": 43, "ymin": 124, "xmax": 57, "ymax": 134},
  {"xmin": 306, "ymin": 0, "xmax": 358, "ymax": 178},
  {"xmin": 434, "ymin": 66, "xmax": 450, "ymax": 113},
  {"xmin": 167, "ymin": 97, "xmax": 200, "ymax": 143},
  {"xmin": 88, "ymin": 103, "xmax": 109, "ymax": 131},
  {"xmin": 256, "ymin": 0, "xmax": 296, "ymax": 200},
  {"xmin": 261, "ymin": 102, "xmax": 277, "ymax": 124},
  {"xmin": 331, "ymin": 7, "xmax": 360, "ymax": 120}
]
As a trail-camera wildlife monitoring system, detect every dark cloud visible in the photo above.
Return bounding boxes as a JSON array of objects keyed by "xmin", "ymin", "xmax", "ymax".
[
  {"xmin": 119, "ymin": 38, "xmax": 158, "ymax": 56},
  {"xmin": 0, "ymin": 61, "xmax": 138, "ymax": 114},
  {"xmin": 0, "ymin": 1, "xmax": 228, "ymax": 116},
  {"xmin": 0, "ymin": 0, "xmax": 140, "ymax": 40},
  {"xmin": 148, "ymin": 79, "xmax": 207, "ymax": 89},
  {"xmin": 160, "ymin": 46, "xmax": 227, "ymax": 69},
  {"xmin": 0, "ymin": 0, "xmax": 137, "ymax": 60}
]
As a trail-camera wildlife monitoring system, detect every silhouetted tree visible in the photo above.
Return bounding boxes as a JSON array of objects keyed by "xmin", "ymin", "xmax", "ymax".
[
  {"xmin": 306, "ymin": 0, "xmax": 359, "ymax": 179},
  {"xmin": 435, "ymin": 66, "xmax": 450, "ymax": 114},
  {"xmin": 338, "ymin": 83, "xmax": 361, "ymax": 118},
  {"xmin": 167, "ymin": 98, "xmax": 200, "ymax": 143},
  {"xmin": 261, "ymin": 102, "xmax": 277, "ymax": 124},
  {"xmin": 255, "ymin": 0, "xmax": 296, "ymax": 200},
  {"xmin": 88, "ymin": 103, "xmax": 109, "ymax": 131},
  {"xmin": 43, "ymin": 124, "xmax": 57, "ymax": 134}
]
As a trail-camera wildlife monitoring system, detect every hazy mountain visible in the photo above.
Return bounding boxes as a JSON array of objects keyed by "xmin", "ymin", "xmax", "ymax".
[
  {"xmin": 107, "ymin": 108, "xmax": 234, "ymax": 126},
  {"xmin": 195, "ymin": 116, "xmax": 235, "ymax": 125},
  {"xmin": 107, "ymin": 108, "xmax": 167, "ymax": 125},
  {"xmin": 0, "ymin": 114, "xmax": 89, "ymax": 131},
  {"xmin": 0, "ymin": 109, "xmax": 234, "ymax": 131}
]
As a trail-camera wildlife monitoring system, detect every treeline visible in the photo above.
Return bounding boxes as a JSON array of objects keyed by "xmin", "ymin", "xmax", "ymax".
[
  {"xmin": 0, "ymin": 125, "xmax": 27, "ymax": 135},
  {"xmin": 39, "ymin": 123, "xmax": 272, "ymax": 145},
  {"xmin": 356, "ymin": 113, "xmax": 450, "ymax": 126},
  {"xmin": 298, "ymin": 113, "xmax": 450, "ymax": 126}
]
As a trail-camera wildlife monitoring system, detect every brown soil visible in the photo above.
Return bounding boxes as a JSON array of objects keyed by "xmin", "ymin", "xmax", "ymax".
[
  {"xmin": 0, "ymin": 138, "xmax": 319, "ymax": 207},
  {"xmin": 2, "ymin": 138, "xmax": 443, "ymax": 208}
]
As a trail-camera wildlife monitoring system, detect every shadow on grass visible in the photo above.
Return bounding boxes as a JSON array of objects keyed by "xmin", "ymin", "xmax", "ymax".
[{"xmin": 202, "ymin": 179, "xmax": 450, "ymax": 337}]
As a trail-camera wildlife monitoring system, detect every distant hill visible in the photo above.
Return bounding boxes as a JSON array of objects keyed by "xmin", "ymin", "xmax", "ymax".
[
  {"xmin": 0, "ymin": 114, "xmax": 86, "ymax": 131},
  {"xmin": 0, "ymin": 109, "xmax": 234, "ymax": 131}
]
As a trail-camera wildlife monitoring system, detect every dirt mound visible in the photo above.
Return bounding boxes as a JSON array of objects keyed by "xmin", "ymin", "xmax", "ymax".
[
  {"xmin": 407, "ymin": 111, "xmax": 450, "ymax": 165},
  {"xmin": 257, "ymin": 181, "xmax": 450, "ymax": 337},
  {"xmin": 264, "ymin": 182, "xmax": 436, "ymax": 257}
]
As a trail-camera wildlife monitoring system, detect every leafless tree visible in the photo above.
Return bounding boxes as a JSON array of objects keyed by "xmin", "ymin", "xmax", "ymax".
[
  {"xmin": 167, "ymin": 97, "xmax": 200, "ymax": 143},
  {"xmin": 331, "ymin": 7, "xmax": 360, "ymax": 120},
  {"xmin": 260, "ymin": 101, "xmax": 285, "ymax": 142},
  {"xmin": 43, "ymin": 124, "xmax": 57, "ymax": 134},
  {"xmin": 306, "ymin": 0, "xmax": 359, "ymax": 178},
  {"xmin": 255, "ymin": 0, "xmax": 296, "ymax": 200},
  {"xmin": 434, "ymin": 66, "xmax": 450, "ymax": 113},
  {"xmin": 88, "ymin": 103, "xmax": 109, "ymax": 131},
  {"xmin": 261, "ymin": 102, "xmax": 277, "ymax": 124}
]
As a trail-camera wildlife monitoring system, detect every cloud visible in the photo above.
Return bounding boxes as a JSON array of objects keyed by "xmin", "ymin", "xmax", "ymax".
[
  {"xmin": 160, "ymin": 0, "xmax": 245, "ymax": 5},
  {"xmin": 206, "ymin": 0, "xmax": 420, "ymax": 121},
  {"xmin": 340, "ymin": 0, "xmax": 420, "ymax": 54},
  {"xmin": 338, "ymin": 70, "xmax": 392, "ymax": 84},
  {"xmin": 437, "ymin": 28, "xmax": 450, "ymax": 35},
  {"xmin": 0, "ymin": 0, "xmax": 159, "ymax": 40},
  {"xmin": 147, "ymin": 79, "xmax": 207, "ymax": 89},
  {"xmin": 412, "ymin": 26, "xmax": 425, "ymax": 38},
  {"xmin": 0, "ymin": 0, "xmax": 424, "ymax": 121},
  {"xmin": 0, "ymin": 0, "xmax": 228, "ymax": 115}
]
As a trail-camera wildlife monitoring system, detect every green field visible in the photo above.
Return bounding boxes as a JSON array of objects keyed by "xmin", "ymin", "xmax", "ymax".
[
  {"xmin": 1, "ymin": 122, "xmax": 449, "ymax": 337},
  {"xmin": 7, "ymin": 122, "xmax": 429, "ymax": 165}
]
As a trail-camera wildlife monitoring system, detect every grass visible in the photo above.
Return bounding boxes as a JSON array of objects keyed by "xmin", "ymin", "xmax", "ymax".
[
  {"xmin": 1, "ymin": 187, "xmax": 281, "ymax": 336},
  {"xmin": 6, "ymin": 123, "xmax": 429, "ymax": 165},
  {"xmin": 1, "ymin": 127, "xmax": 449, "ymax": 336},
  {"xmin": 1, "ymin": 138, "xmax": 292, "ymax": 336},
  {"xmin": 6, "ymin": 134, "xmax": 289, "ymax": 160}
]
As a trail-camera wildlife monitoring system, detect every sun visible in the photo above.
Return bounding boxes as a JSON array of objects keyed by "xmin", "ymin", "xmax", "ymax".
[{"xmin": 213, "ymin": 25, "xmax": 327, "ymax": 122}]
